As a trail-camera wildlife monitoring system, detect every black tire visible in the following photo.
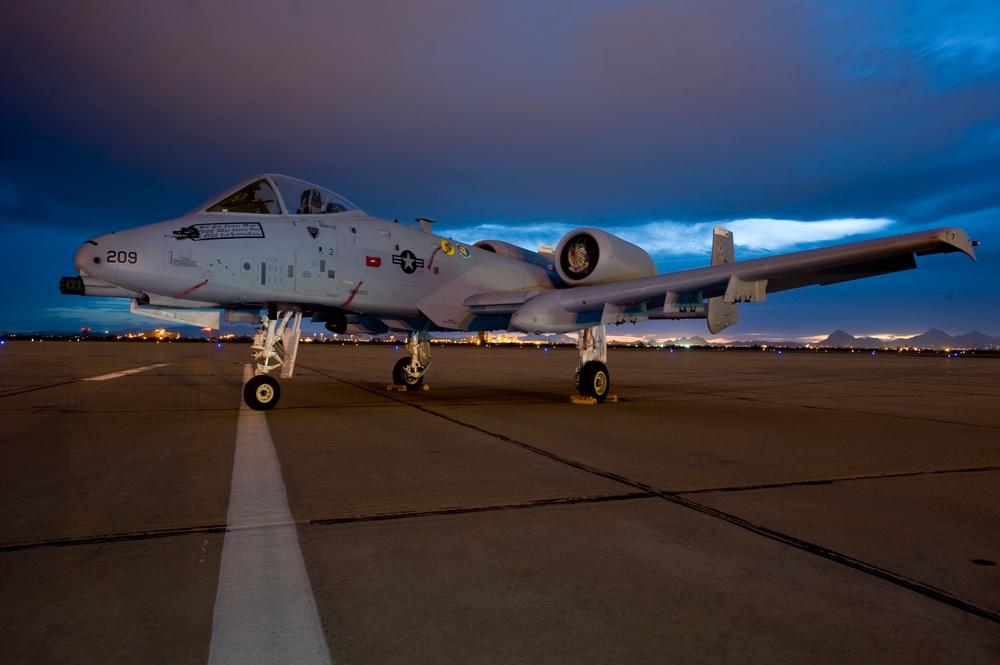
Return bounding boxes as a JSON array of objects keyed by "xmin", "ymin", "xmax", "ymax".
[
  {"xmin": 579, "ymin": 361, "xmax": 610, "ymax": 402},
  {"xmin": 392, "ymin": 357, "xmax": 424, "ymax": 389},
  {"xmin": 244, "ymin": 374, "xmax": 280, "ymax": 410}
]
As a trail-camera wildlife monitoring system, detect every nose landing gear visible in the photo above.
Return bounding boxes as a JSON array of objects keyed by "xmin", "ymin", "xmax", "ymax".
[{"xmin": 243, "ymin": 310, "xmax": 303, "ymax": 410}]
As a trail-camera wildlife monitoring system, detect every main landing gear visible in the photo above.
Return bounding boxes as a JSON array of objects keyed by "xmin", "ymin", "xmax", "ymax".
[
  {"xmin": 392, "ymin": 330, "xmax": 431, "ymax": 389},
  {"xmin": 243, "ymin": 311, "xmax": 302, "ymax": 410},
  {"xmin": 240, "ymin": 316, "xmax": 610, "ymax": 408},
  {"xmin": 575, "ymin": 324, "xmax": 611, "ymax": 403}
]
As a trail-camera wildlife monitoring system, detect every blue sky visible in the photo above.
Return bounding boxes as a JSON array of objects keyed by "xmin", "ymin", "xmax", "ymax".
[{"xmin": 1, "ymin": 1, "xmax": 997, "ymax": 340}]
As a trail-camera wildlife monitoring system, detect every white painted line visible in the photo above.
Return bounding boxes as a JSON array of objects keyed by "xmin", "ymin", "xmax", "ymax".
[
  {"xmin": 83, "ymin": 363, "xmax": 170, "ymax": 381},
  {"xmin": 208, "ymin": 366, "xmax": 330, "ymax": 665}
]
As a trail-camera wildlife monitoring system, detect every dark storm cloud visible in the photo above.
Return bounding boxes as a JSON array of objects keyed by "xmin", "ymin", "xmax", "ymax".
[
  {"xmin": 1, "ymin": 1, "xmax": 997, "ymax": 334},
  {"xmin": 4, "ymin": 0, "xmax": 997, "ymax": 224}
]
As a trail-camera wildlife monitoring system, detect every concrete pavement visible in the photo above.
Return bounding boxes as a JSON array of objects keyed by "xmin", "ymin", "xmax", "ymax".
[{"xmin": 1, "ymin": 341, "xmax": 997, "ymax": 663}]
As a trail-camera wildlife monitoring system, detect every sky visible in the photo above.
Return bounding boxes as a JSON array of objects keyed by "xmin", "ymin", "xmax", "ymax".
[{"xmin": 1, "ymin": 0, "xmax": 998, "ymax": 341}]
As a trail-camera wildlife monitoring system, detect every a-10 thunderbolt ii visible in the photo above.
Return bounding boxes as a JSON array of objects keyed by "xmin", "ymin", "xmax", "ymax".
[{"xmin": 60, "ymin": 174, "xmax": 978, "ymax": 409}]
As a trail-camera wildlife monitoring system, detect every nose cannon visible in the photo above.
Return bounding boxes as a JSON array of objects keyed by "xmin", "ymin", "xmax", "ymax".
[
  {"xmin": 58, "ymin": 272, "xmax": 144, "ymax": 298},
  {"xmin": 59, "ymin": 238, "xmax": 144, "ymax": 298},
  {"xmin": 59, "ymin": 275, "xmax": 86, "ymax": 295}
]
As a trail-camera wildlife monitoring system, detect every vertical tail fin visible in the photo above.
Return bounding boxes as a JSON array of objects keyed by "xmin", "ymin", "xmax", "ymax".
[
  {"xmin": 711, "ymin": 226, "xmax": 734, "ymax": 266},
  {"xmin": 706, "ymin": 227, "xmax": 768, "ymax": 334},
  {"xmin": 707, "ymin": 227, "xmax": 738, "ymax": 333}
]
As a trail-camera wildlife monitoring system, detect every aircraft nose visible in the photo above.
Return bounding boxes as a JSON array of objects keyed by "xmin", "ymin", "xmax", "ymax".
[{"xmin": 74, "ymin": 239, "xmax": 102, "ymax": 277}]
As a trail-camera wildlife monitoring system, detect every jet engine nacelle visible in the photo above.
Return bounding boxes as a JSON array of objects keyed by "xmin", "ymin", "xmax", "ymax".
[
  {"xmin": 474, "ymin": 239, "xmax": 542, "ymax": 262},
  {"xmin": 474, "ymin": 239, "xmax": 554, "ymax": 269},
  {"xmin": 555, "ymin": 228, "xmax": 657, "ymax": 285}
]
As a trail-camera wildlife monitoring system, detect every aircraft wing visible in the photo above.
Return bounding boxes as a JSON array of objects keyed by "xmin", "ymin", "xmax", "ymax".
[{"xmin": 471, "ymin": 226, "xmax": 977, "ymax": 334}]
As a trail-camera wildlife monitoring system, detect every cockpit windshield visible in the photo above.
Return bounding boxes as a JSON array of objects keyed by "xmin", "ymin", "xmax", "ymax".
[
  {"xmin": 203, "ymin": 175, "xmax": 360, "ymax": 215},
  {"xmin": 271, "ymin": 174, "xmax": 359, "ymax": 215},
  {"xmin": 206, "ymin": 178, "xmax": 280, "ymax": 214}
]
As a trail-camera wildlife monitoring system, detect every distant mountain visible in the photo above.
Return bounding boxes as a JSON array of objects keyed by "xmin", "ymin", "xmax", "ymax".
[
  {"xmin": 907, "ymin": 329, "xmax": 1000, "ymax": 349},
  {"xmin": 816, "ymin": 329, "xmax": 893, "ymax": 348},
  {"xmin": 668, "ymin": 335, "xmax": 711, "ymax": 347},
  {"xmin": 632, "ymin": 335, "xmax": 726, "ymax": 347},
  {"xmin": 953, "ymin": 331, "xmax": 999, "ymax": 349},
  {"xmin": 819, "ymin": 329, "xmax": 859, "ymax": 347},
  {"xmin": 817, "ymin": 329, "xmax": 1000, "ymax": 350},
  {"xmin": 907, "ymin": 328, "xmax": 955, "ymax": 349},
  {"xmin": 725, "ymin": 338, "xmax": 804, "ymax": 348}
]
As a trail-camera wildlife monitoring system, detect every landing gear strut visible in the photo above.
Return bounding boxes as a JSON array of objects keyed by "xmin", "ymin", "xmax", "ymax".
[
  {"xmin": 243, "ymin": 310, "xmax": 303, "ymax": 410},
  {"xmin": 575, "ymin": 324, "xmax": 610, "ymax": 402},
  {"xmin": 392, "ymin": 330, "xmax": 431, "ymax": 389}
]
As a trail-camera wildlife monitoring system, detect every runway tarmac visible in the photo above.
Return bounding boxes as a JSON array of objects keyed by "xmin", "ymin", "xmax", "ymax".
[{"xmin": 1, "ymin": 340, "xmax": 998, "ymax": 663}]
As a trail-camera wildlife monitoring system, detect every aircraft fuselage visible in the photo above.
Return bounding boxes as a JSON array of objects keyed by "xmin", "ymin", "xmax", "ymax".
[{"xmin": 74, "ymin": 208, "xmax": 556, "ymax": 333}]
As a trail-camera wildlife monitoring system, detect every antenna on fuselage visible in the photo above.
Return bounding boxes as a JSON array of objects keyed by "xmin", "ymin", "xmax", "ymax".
[{"xmin": 416, "ymin": 217, "xmax": 436, "ymax": 232}]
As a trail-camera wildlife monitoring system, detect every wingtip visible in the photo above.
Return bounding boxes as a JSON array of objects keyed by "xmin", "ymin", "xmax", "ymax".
[{"xmin": 940, "ymin": 228, "xmax": 977, "ymax": 261}]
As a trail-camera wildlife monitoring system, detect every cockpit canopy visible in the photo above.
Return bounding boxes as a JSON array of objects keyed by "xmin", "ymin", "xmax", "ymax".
[{"xmin": 202, "ymin": 174, "xmax": 360, "ymax": 216}]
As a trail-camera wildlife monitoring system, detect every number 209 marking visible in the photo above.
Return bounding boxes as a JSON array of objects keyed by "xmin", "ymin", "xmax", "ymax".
[{"xmin": 107, "ymin": 251, "xmax": 138, "ymax": 264}]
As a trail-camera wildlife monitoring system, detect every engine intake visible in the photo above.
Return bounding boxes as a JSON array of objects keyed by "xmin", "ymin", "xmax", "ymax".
[{"xmin": 555, "ymin": 228, "xmax": 657, "ymax": 285}]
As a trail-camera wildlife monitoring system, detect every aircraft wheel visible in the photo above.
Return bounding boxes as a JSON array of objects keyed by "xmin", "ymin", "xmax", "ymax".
[
  {"xmin": 579, "ymin": 361, "xmax": 610, "ymax": 403},
  {"xmin": 244, "ymin": 375, "xmax": 280, "ymax": 410},
  {"xmin": 392, "ymin": 357, "xmax": 425, "ymax": 390}
]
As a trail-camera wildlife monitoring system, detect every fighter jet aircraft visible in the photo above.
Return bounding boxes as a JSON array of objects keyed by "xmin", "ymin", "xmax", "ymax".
[{"xmin": 60, "ymin": 174, "xmax": 978, "ymax": 409}]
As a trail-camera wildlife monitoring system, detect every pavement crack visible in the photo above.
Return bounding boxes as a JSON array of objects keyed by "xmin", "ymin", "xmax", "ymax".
[
  {"xmin": 676, "ymin": 466, "xmax": 1000, "ymax": 495},
  {"xmin": 0, "ymin": 524, "xmax": 229, "ymax": 553},
  {"xmin": 661, "ymin": 493, "xmax": 1000, "ymax": 626},
  {"xmin": 309, "ymin": 492, "xmax": 652, "ymax": 526}
]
